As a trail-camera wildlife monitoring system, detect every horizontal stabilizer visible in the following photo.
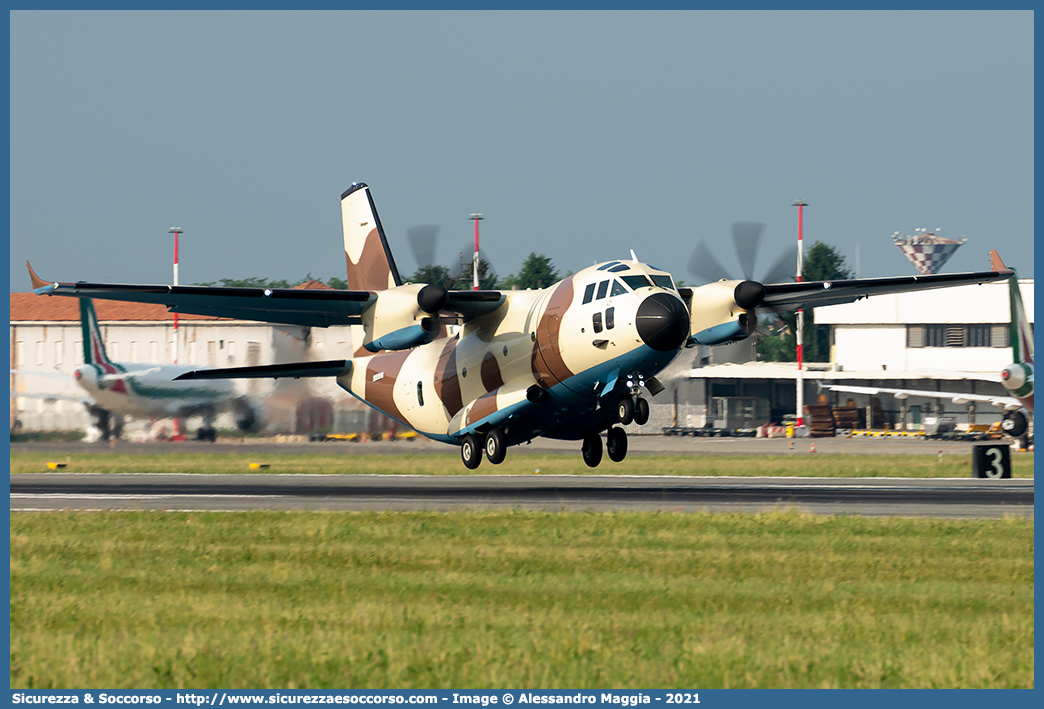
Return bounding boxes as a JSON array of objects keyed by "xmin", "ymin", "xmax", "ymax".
[{"xmin": 175, "ymin": 360, "xmax": 352, "ymax": 381}]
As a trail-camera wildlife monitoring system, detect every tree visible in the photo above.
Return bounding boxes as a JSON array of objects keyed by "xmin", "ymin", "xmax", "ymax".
[
  {"xmin": 756, "ymin": 242, "xmax": 852, "ymax": 362},
  {"xmin": 500, "ymin": 253, "xmax": 559, "ymax": 290},
  {"xmin": 405, "ymin": 264, "xmax": 458, "ymax": 290}
]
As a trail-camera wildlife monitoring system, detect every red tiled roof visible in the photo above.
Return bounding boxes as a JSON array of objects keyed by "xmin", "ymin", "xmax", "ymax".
[
  {"xmin": 10, "ymin": 293, "xmax": 228, "ymax": 323},
  {"xmin": 293, "ymin": 280, "xmax": 335, "ymax": 290}
]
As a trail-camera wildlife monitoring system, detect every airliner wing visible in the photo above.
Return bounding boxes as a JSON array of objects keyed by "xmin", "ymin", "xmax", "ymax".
[
  {"xmin": 759, "ymin": 250, "xmax": 1013, "ymax": 312},
  {"xmin": 822, "ymin": 383, "xmax": 1021, "ymax": 410}
]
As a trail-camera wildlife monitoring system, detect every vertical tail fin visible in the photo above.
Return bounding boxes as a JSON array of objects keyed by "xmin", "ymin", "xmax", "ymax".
[
  {"xmin": 341, "ymin": 183, "xmax": 402, "ymax": 291},
  {"xmin": 80, "ymin": 298, "xmax": 114, "ymax": 366},
  {"xmin": 1009, "ymin": 275, "xmax": 1033, "ymax": 365}
]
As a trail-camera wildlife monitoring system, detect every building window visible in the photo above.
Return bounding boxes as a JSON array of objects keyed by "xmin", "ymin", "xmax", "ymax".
[
  {"xmin": 54, "ymin": 341, "xmax": 63, "ymax": 366},
  {"xmin": 246, "ymin": 341, "xmax": 262, "ymax": 366},
  {"xmin": 908, "ymin": 324, "xmax": 1008, "ymax": 348},
  {"xmin": 129, "ymin": 341, "xmax": 138, "ymax": 362},
  {"xmin": 149, "ymin": 341, "xmax": 159, "ymax": 363},
  {"xmin": 35, "ymin": 342, "xmax": 44, "ymax": 366}
]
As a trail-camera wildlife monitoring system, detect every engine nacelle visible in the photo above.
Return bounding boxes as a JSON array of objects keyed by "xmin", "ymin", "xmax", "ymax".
[
  {"xmin": 1001, "ymin": 362, "xmax": 1034, "ymax": 398},
  {"xmin": 362, "ymin": 284, "xmax": 443, "ymax": 353},
  {"xmin": 685, "ymin": 280, "xmax": 764, "ymax": 345}
]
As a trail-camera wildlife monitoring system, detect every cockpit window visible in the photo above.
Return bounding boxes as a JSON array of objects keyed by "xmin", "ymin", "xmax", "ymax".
[
  {"xmin": 650, "ymin": 274, "xmax": 675, "ymax": 290},
  {"xmin": 596, "ymin": 280, "xmax": 609, "ymax": 299},
  {"xmin": 621, "ymin": 274, "xmax": 653, "ymax": 291},
  {"xmin": 582, "ymin": 283, "xmax": 595, "ymax": 304},
  {"xmin": 610, "ymin": 280, "xmax": 627, "ymax": 298},
  {"xmin": 597, "ymin": 261, "xmax": 621, "ymax": 271},
  {"xmin": 608, "ymin": 264, "xmax": 630, "ymax": 273}
]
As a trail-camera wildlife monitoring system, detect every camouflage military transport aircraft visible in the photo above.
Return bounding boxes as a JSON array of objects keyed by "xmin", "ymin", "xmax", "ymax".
[{"xmin": 29, "ymin": 183, "xmax": 1015, "ymax": 468}]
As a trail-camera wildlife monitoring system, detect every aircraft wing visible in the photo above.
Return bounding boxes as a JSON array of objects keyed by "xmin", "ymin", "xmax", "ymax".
[
  {"xmin": 28, "ymin": 263, "xmax": 505, "ymax": 328},
  {"xmin": 759, "ymin": 250, "xmax": 1013, "ymax": 312},
  {"xmin": 822, "ymin": 383, "xmax": 1021, "ymax": 410},
  {"xmin": 29, "ymin": 263, "xmax": 375, "ymax": 328}
]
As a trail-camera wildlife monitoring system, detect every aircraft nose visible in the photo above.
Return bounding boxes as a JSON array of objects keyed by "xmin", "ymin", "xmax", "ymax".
[{"xmin": 636, "ymin": 292, "xmax": 690, "ymax": 352}]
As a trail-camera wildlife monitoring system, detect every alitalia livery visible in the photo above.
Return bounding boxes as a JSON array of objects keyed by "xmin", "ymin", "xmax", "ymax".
[
  {"xmin": 71, "ymin": 297, "xmax": 262, "ymax": 441},
  {"xmin": 29, "ymin": 183, "xmax": 1014, "ymax": 467}
]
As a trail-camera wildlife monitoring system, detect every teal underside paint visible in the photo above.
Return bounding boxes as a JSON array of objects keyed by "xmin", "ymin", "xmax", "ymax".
[
  {"xmin": 689, "ymin": 320, "xmax": 746, "ymax": 346},
  {"xmin": 365, "ymin": 324, "xmax": 436, "ymax": 353},
  {"xmin": 452, "ymin": 344, "xmax": 678, "ymax": 442}
]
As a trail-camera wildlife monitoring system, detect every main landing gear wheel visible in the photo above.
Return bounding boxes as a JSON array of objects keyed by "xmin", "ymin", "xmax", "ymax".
[
  {"xmin": 461, "ymin": 434, "xmax": 482, "ymax": 470},
  {"xmin": 606, "ymin": 426, "xmax": 628, "ymax": 463},
  {"xmin": 633, "ymin": 397, "xmax": 650, "ymax": 426},
  {"xmin": 581, "ymin": 432, "xmax": 603, "ymax": 468},
  {"xmin": 617, "ymin": 397, "xmax": 635, "ymax": 426},
  {"xmin": 1001, "ymin": 411, "xmax": 1028, "ymax": 438},
  {"xmin": 484, "ymin": 429, "xmax": 507, "ymax": 465}
]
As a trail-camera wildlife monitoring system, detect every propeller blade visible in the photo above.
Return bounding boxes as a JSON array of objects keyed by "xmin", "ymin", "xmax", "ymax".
[
  {"xmin": 687, "ymin": 240, "xmax": 732, "ymax": 283},
  {"xmin": 732, "ymin": 221, "xmax": 765, "ymax": 282},
  {"xmin": 406, "ymin": 225, "xmax": 440, "ymax": 269},
  {"xmin": 761, "ymin": 245, "xmax": 799, "ymax": 285}
]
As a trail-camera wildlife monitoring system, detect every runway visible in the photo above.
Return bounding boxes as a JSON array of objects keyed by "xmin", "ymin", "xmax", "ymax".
[{"xmin": 10, "ymin": 473, "xmax": 1033, "ymax": 518}]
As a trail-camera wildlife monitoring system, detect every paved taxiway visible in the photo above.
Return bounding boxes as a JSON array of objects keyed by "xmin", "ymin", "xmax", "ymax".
[{"xmin": 11, "ymin": 472, "xmax": 1033, "ymax": 518}]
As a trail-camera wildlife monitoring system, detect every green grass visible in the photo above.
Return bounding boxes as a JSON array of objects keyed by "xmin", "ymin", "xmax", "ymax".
[
  {"xmin": 8, "ymin": 450, "xmax": 1036, "ymax": 477},
  {"xmin": 10, "ymin": 510, "xmax": 1034, "ymax": 689}
]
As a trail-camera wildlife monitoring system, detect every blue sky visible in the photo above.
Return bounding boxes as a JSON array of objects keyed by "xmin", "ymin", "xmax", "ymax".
[{"xmin": 10, "ymin": 10, "xmax": 1033, "ymax": 289}]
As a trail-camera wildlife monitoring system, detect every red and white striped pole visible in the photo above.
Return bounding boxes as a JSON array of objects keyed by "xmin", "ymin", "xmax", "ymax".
[
  {"xmin": 469, "ymin": 213, "xmax": 483, "ymax": 290},
  {"xmin": 168, "ymin": 227, "xmax": 182, "ymax": 363},
  {"xmin": 792, "ymin": 200, "xmax": 806, "ymax": 429}
]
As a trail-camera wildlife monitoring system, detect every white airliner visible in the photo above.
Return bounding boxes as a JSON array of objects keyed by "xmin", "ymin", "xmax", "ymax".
[{"xmin": 27, "ymin": 298, "xmax": 264, "ymax": 441}]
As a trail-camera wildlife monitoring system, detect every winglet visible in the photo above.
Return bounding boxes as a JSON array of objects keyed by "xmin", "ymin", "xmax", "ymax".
[
  {"xmin": 989, "ymin": 249, "xmax": 1014, "ymax": 275},
  {"xmin": 27, "ymin": 261, "xmax": 54, "ymax": 291}
]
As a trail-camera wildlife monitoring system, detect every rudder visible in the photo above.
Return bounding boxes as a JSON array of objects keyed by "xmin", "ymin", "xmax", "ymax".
[
  {"xmin": 80, "ymin": 298, "xmax": 114, "ymax": 367},
  {"xmin": 341, "ymin": 183, "xmax": 402, "ymax": 291}
]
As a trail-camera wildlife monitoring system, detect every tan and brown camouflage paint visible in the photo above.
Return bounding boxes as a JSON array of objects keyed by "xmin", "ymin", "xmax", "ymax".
[{"xmin": 531, "ymin": 275, "xmax": 576, "ymax": 388}]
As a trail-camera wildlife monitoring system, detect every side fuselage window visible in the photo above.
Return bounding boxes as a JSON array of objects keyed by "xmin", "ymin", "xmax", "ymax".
[
  {"xmin": 593, "ymin": 312, "xmax": 603, "ymax": 333},
  {"xmin": 417, "ymin": 381, "xmax": 425, "ymax": 407},
  {"xmin": 606, "ymin": 307, "xmax": 615, "ymax": 330}
]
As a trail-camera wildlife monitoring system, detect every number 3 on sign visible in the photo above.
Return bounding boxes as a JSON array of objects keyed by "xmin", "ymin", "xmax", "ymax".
[{"xmin": 985, "ymin": 447, "xmax": 1005, "ymax": 478}]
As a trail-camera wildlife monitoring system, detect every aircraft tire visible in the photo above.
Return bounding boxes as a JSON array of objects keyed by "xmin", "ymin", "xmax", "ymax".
[
  {"xmin": 633, "ymin": 398, "xmax": 650, "ymax": 426},
  {"xmin": 606, "ymin": 427, "xmax": 628, "ymax": 462},
  {"xmin": 461, "ymin": 434, "xmax": 482, "ymax": 470},
  {"xmin": 617, "ymin": 397, "xmax": 634, "ymax": 426},
  {"xmin": 1001, "ymin": 411, "xmax": 1028, "ymax": 438},
  {"xmin": 581, "ymin": 432, "xmax": 603, "ymax": 468},
  {"xmin": 484, "ymin": 429, "xmax": 507, "ymax": 465}
]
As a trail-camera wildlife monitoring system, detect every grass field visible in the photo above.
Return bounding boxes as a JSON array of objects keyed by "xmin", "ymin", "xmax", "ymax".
[
  {"xmin": 10, "ymin": 509, "xmax": 1034, "ymax": 689},
  {"xmin": 8, "ymin": 450, "xmax": 1036, "ymax": 477}
]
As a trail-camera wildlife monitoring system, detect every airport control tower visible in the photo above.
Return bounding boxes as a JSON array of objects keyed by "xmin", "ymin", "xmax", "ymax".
[{"xmin": 892, "ymin": 228, "xmax": 967, "ymax": 275}]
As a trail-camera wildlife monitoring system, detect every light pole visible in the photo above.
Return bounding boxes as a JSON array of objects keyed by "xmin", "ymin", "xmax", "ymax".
[
  {"xmin": 167, "ymin": 227, "xmax": 182, "ymax": 363},
  {"xmin": 792, "ymin": 200, "xmax": 806, "ymax": 430},
  {"xmin": 468, "ymin": 214, "xmax": 483, "ymax": 290}
]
